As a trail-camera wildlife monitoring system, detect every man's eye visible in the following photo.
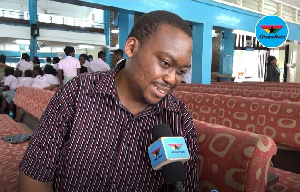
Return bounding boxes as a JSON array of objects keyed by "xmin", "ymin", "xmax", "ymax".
[
  {"xmin": 160, "ymin": 60, "xmax": 170, "ymax": 67},
  {"xmin": 177, "ymin": 70, "xmax": 187, "ymax": 75}
]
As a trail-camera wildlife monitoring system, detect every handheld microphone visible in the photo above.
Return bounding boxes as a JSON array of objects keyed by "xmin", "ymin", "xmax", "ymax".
[{"xmin": 148, "ymin": 124, "xmax": 190, "ymax": 192}]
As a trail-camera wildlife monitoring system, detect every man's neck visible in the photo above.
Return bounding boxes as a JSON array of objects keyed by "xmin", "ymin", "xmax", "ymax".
[{"xmin": 115, "ymin": 69, "xmax": 148, "ymax": 116}]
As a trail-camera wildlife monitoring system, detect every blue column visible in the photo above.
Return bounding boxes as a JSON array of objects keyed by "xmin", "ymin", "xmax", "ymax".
[
  {"xmin": 219, "ymin": 28, "xmax": 235, "ymax": 81},
  {"xmin": 104, "ymin": 10, "xmax": 111, "ymax": 66},
  {"xmin": 192, "ymin": 23, "xmax": 213, "ymax": 84},
  {"xmin": 118, "ymin": 12, "xmax": 134, "ymax": 55},
  {"xmin": 28, "ymin": 0, "xmax": 38, "ymax": 60}
]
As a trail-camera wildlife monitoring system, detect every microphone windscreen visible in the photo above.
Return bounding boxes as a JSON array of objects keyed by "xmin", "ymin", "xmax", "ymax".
[
  {"xmin": 162, "ymin": 161, "xmax": 186, "ymax": 185},
  {"xmin": 152, "ymin": 123, "xmax": 173, "ymax": 141}
]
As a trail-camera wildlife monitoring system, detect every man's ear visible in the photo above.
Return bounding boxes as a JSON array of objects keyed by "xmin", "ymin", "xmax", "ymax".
[{"xmin": 124, "ymin": 37, "xmax": 139, "ymax": 58}]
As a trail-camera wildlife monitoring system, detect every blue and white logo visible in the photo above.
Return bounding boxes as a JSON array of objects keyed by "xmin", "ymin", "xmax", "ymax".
[{"xmin": 255, "ymin": 15, "xmax": 289, "ymax": 48}]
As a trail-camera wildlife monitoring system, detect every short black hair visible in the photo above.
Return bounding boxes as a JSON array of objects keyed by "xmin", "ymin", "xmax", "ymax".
[
  {"xmin": 88, "ymin": 55, "xmax": 93, "ymax": 59},
  {"xmin": 5, "ymin": 67, "xmax": 14, "ymax": 76},
  {"xmin": 79, "ymin": 54, "xmax": 89, "ymax": 62},
  {"xmin": 33, "ymin": 65, "xmax": 43, "ymax": 76},
  {"xmin": 98, "ymin": 51, "xmax": 106, "ymax": 58},
  {"xmin": 0, "ymin": 54, "xmax": 6, "ymax": 63},
  {"xmin": 114, "ymin": 49, "xmax": 123, "ymax": 57},
  {"xmin": 33, "ymin": 56, "xmax": 40, "ymax": 64},
  {"xmin": 21, "ymin": 53, "xmax": 29, "ymax": 59},
  {"xmin": 24, "ymin": 69, "xmax": 33, "ymax": 77},
  {"xmin": 64, "ymin": 46, "xmax": 75, "ymax": 56},
  {"xmin": 46, "ymin": 57, "xmax": 51, "ymax": 63},
  {"xmin": 128, "ymin": 10, "xmax": 192, "ymax": 44},
  {"xmin": 23, "ymin": 53, "xmax": 30, "ymax": 60},
  {"xmin": 268, "ymin": 56, "xmax": 276, "ymax": 64},
  {"xmin": 44, "ymin": 64, "xmax": 57, "ymax": 76},
  {"xmin": 14, "ymin": 69, "xmax": 22, "ymax": 78},
  {"xmin": 53, "ymin": 57, "xmax": 60, "ymax": 64}
]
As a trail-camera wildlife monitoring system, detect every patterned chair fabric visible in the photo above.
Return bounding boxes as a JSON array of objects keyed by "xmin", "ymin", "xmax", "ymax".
[
  {"xmin": 0, "ymin": 115, "xmax": 29, "ymax": 192},
  {"xmin": 14, "ymin": 86, "xmax": 55, "ymax": 120},
  {"xmin": 267, "ymin": 167, "xmax": 300, "ymax": 192},
  {"xmin": 177, "ymin": 83, "xmax": 300, "ymax": 93},
  {"xmin": 174, "ymin": 91, "xmax": 300, "ymax": 150},
  {"xmin": 194, "ymin": 120, "xmax": 276, "ymax": 192},
  {"xmin": 176, "ymin": 86, "xmax": 300, "ymax": 103}
]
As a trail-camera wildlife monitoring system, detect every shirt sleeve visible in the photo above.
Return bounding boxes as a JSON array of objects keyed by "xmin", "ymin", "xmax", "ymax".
[
  {"xmin": 181, "ymin": 105, "xmax": 200, "ymax": 191},
  {"xmin": 76, "ymin": 59, "xmax": 81, "ymax": 69},
  {"xmin": 58, "ymin": 61, "xmax": 63, "ymax": 70},
  {"xmin": 4, "ymin": 76, "xmax": 12, "ymax": 86},
  {"xmin": 19, "ymin": 77, "xmax": 80, "ymax": 182}
]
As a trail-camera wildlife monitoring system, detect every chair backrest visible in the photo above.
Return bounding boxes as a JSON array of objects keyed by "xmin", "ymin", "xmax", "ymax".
[
  {"xmin": 193, "ymin": 119, "xmax": 276, "ymax": 191},
  {"xmin": 174, "ymin": 91, "xmax": 300, "ymax": 150},
  {"xmin": 14, "ymin": 86, "xmax": 55, "ymax": 120}
]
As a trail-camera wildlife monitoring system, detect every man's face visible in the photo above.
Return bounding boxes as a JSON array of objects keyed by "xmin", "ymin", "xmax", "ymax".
[
  {"xmin": 100, "ymin": 54, "xmax": 106, "ymax": 62},
  {"xmin": 114, "ymin": 54, "xmax": 122, "ymax": 62},
  {"xmin": 125, "ymin": 24, "xmax": 192, "ymax": 105},
  {"xmin": 79, "ymin": 56, "xmax": 86, "ymax": 65}
]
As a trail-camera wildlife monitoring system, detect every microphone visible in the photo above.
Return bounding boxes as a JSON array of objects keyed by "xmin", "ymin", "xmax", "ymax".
[{"xmin": 148, "ymin": 124, "xmax": 190, "ymax": 192}]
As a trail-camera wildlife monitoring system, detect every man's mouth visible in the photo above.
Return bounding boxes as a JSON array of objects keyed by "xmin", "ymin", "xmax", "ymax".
[{"xmin": 154, "ymin": 86, "xmax": 166, "ymax": 94}]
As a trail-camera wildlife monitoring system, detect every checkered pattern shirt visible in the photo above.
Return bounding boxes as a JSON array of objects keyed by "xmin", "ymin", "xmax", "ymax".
[{"xmin": 20, "ymin": 60, "xmax": 199, "ymax": 191}]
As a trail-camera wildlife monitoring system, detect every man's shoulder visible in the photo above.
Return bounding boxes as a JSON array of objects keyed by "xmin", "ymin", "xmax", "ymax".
[{"xmin": 165, "ymin": 93, "xmax": 189, "ymax": 113}]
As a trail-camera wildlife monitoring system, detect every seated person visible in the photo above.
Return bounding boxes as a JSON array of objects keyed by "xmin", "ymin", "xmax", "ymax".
[
  {"xmin": 32, "ymin": 65, "xmax": 59, "ymax": 90},
  {"xmin": 6, "ymin": 70, "xmax": 34, "ymax": 118},
  {"xmin": 31, "ymin": 65, "xmax": 43, "ymax": 85},
  {"xmin": 0, "ymin": 67, "xmax": 18, "ymax": 113}
]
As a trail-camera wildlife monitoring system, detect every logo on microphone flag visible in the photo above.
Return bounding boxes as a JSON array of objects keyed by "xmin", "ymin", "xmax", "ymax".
[
  {"xmin": 151, "ymin": 147, "xmax": 161, "ymax": 157},
  {"xmin": 168, "ymin": 144, "xmax": 183, "ymax": 150},
  {"xmin": 260, "ymin": 25, "xmax": 283, "ymax": 34}
]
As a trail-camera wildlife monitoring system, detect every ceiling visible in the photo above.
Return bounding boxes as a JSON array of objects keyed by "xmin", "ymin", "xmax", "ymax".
[{"xmin": 281, "ymin": 0, "xmax": 300, "ymax": 9}]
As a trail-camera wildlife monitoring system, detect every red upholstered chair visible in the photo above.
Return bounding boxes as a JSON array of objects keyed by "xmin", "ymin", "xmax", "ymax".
[
  {"xmin": 14, "ymin": 86, "xmax": 55, "ymax": 120},
  {"xmin": 194, "ymin": 120, "xmax": 276, "ymax": 191},
  {"xmin": 174, "ymin": 91, "xmax": 300, "ymax": 151},
  {"xmin": 176, "ymin": 86, "xmax": 300, "ymax": 103},
  {"xmin": 267, "ymin": 167, "xmax": 300, "ymax": 192},
  {"xmin": 0, "ymin": 115, "xmax": 29, "ymax": 192}
]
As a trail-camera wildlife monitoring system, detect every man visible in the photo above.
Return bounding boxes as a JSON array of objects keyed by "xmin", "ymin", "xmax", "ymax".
[
  {"xmin": 88, "ymin": 51, "xmax": 110, "ymax": 72},
  {"xmin": 99, "ymin": 50, "xmax": 106, "ymax": 62},
  {"xmin": 113, "ymin": 48, "xmax": 124, "ymax": 67},
  {"xmin": 17, "ymin": 53, "xmax": 34, "ymax": 74},
  {"xmin": 19, "ymin": 10, "xmax": 199, "ymax": 191},
  {"xmin": 57, "ymin": 46, "xmax": 80, "ymax": 85}
]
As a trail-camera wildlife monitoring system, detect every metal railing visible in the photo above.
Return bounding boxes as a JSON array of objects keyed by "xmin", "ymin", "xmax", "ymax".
[
  {"xmin": 0, "ymin": 8, "xmax": 104, "ymax": 29},
  {"xmin": 210, "ymin": 0, "xmax": 300, "ymax": 24}
]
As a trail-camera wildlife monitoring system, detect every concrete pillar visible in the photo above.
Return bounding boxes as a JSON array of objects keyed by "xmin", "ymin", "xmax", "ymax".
[
  {"xmin": 118, "ymin": 12, "xmax": 134, "ymax": 55},
  {"xmin": 28, "ymin": 0, "xmax": 38, "ymax": 60},
  {"xmin": 104, "ymin": 10, "xmax": 111, "ymax": 66},
  {"xmin": 219, "ymin": 28, "xmax": 235, "ymax": 81},
  {"xmin": 192, "ymin": 23, "xmax": 213, "ymax": 84}
]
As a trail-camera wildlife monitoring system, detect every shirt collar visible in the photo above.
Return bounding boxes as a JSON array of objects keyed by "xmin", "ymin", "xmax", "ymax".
[{"xmin": 93, "ymin": 59, "xmax": 181, "ymax": 113}]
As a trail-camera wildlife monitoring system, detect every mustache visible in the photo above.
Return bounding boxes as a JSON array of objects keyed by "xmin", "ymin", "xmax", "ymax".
[{"xmin": 153, "ymin": 82, "xmax": 175, "ymax": 90}]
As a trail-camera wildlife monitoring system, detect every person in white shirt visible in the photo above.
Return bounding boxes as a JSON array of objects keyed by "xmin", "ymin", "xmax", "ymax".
[
  {"xmin": 6, "ymin": 70, "xmax": 34, "ymax": 114},
  {"xmin": 88, "ymin": 51, "xmax": 110, "ymax": 72},
  {"xmin": 58, "ymin": 46, "xmax": 80, "ymax": 85},
  {"xmin": 18, "ymin": 53, "xmax": 34, "ymax": 74},
  {"xmin": 52, "ymin": 57, "xmax": 60, "ymax": 71},
  {"xmin": 0, "ymin": 67, "xmax": 19, "ymax": 113},
  {"xmin": 32, "ymin": 65, "xmax": 59, "ymax": 90}
]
